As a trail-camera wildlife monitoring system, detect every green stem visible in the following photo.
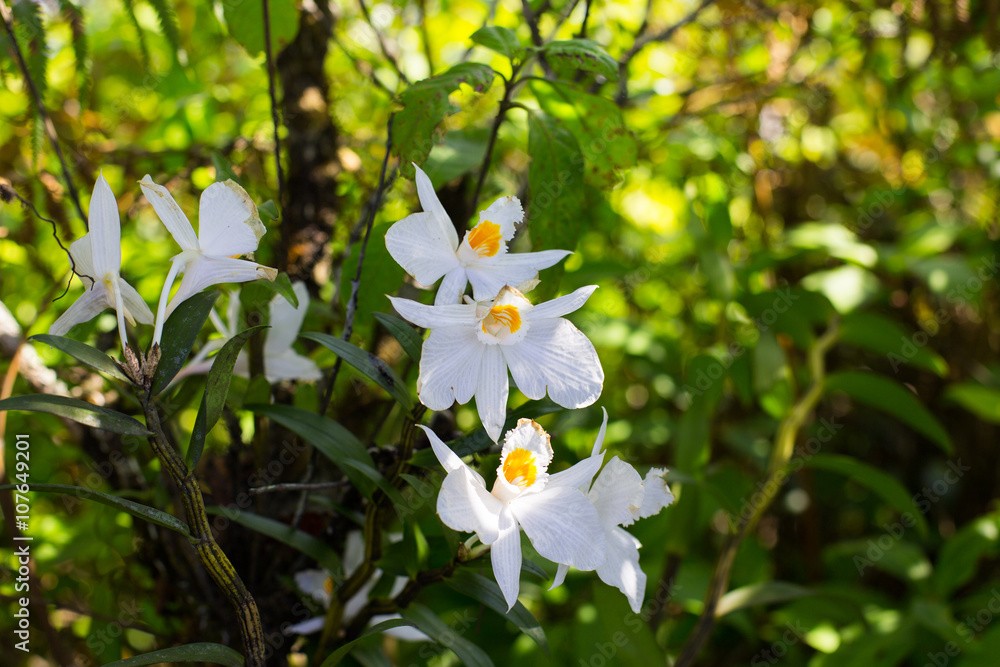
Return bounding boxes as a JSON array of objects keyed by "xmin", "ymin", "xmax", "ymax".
[{"xmin": 142, "ymin": 397, "xmax": 266, "ymax": 666}]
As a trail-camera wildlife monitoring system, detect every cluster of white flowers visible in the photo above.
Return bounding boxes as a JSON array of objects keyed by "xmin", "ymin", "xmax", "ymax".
[
  {"xmin": 385, "ymin": 165, "xmax": 674, "ymax": 612},
  {"xmin": 47, "ymin": 173, "xmax": 321, "ymax": 386}
]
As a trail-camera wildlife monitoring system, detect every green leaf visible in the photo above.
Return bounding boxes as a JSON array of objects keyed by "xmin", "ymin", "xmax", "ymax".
[
  {"xmin": 29, "ymin": 334, "xmax": 129, "ymax": 382},
  {"xmin": 0, "ymin": 395, "xmax": 150, "ymax": 437},
  {"xmin": 189, "ymin": 326, "xmax": 268, "ymax": 468},
  {"xmin": 100, "ymin": 642, "xmax": 244, "ymax": 666},
  {"xmin": 301, "ymin": 332, "xmax": 413, "ymax": 409},
  {"xmin": 399, "ymin": 603, "xmax": 494, "ymax": 667},
  {"xmin": 824, "ymin": 371, "xmax": 952, "ymax": 453},
  {"xmin": 537, "ymin": 39, "xmax": 618, "ymax": 80},
  {"xmin": 531, "ymin": 80, "xmax": 636, "ymax": 188},
  {"xmin": 527, "ymin": 112, "xmax": 585, "ymax": 299},
  {"xmin": 152, "ymin": 291, "xmax": 220, "ymax": 395},
  {"xmin": 470, "ymin": 26, "xmax": 524, "ymax": 60},
  {"xmin": 446, "ymin": 570, "xmax": 548, "ymax": 651},
  {"xmin": 373, "ymin": 313, "xmax": 423, "ymax": 363},
  {"xmin": 392, "ymin": 63, "xmax": 496, "ymax": 178},
  {"xmin": 932, "ymin": 512, "xmax": 1000, "ymax": 597},
  {"xmin": 319, "ymin": 618, "xmax": 418, "ymax": 667},
  {"xmin": 839, "ymin": 312, "xmax": 948, "ymax": 377},
  {"xmin": 244, "ymin": 403, "xmax": 378, "ymax": 498},
  {"xmin": 341, "ymin": 221, "xmax": 405, "ymax": 329},
  {"xmin": 0, "ymin": 483, "xmax": 190, "ymax": 538},
  {"xmin": 943, "ymin": 383, "xmax": 1000, "ymax": 424},
  {"xmin": 715, "ymin": 581, "xmax": 813, "ymax": 617},
  {"xmin": 422, "ymin": 128, "xmax": 490, "ymax": 185},
  {"xmin": 803, "ymin": 453, "xmax": 929, "ymax": 538},
  {"xmin": 258, "ymin": 200, "xmax": 280, "ymax": 222},
  {"xmin": 145, "ymin": 0, "xmax": 181, "ymax": 52},
  {"xmin": 205, "ymin": 508, "xmax": 343, "ymax": 582},
  {"xmin": 223, "ymin": 0, "xmax": 300, "ymax": 56}
]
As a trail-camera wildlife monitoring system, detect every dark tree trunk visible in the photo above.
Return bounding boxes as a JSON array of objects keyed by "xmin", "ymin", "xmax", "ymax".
[{"xmin": 276, "ymin": 2, "xmax": 341, "ymax": 294}]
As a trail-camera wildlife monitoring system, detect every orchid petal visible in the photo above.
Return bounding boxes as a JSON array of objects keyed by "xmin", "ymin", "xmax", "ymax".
[
  {"xmin": 265, "ymin": 281, "xmax": 309, "ymax": 355},
  {"xmin": 589, "ymin": 457, "xmax": 645, "ymax": 526},
  {"xmin": 413, "ymin": 163, "xmax": 459, "ymax": 249},
  {"xmin": 68, "ymin": 235, "xmax": 96, "ymax": 285},
  {"xmin": 528, "ymin": 285, "xmax": 597, "ymax": 320},
  {"xmin": 503, "ymin": 317, "xmax": 603, "ymax": 408},
  {"xmin": 513, "ymin": 485, "xmax": 605, "ymax": 571},
  {"xmin": 492, "ymin": 506, "xmax": 523, "ymax": 611},
  {"xmin": 385, "ymin": 211, "xmax": 462, "ymax": 287},
  {"xmin": 417, "ymin": 325, "xmax": 484, "ymax": 410},
  {"xmin": 436, "ymin": 463, "xmax": 502, "ymax": 543},
  {"xmin": 166, "ymin": 255, "xmax": 274, "ymax": 317},
  {"xmin": 637, "ymin": 468, "xmax": 675, "ymax": 520},
  {"xmin": 547, "ymin": 450, "xmax": 605, "ymax": 492},
  {"xmin": 264, "ymin": 350, "xmax": 321, "ymax": 382},
  {"xmin": 477, "ymin": 195, "xmax": 523, "ymax": 242},
  {"xmin": 433, "ymin": 266, "xmax": 469, "ymax": 305},
  {"xmin": 549, "ymin": 563, "xmax": 570, "ymax": 591},
  {"xmin": 590, "ymin": 407, "xmax": 609, "ymax": 457},
  {"xmin": 596, "ymin": 526, "xmax": 646, "ymax": 614},
  {"xmin": 88, "ymin": 173, "xmax": 121, "ymax": 278},
  {"xmin": 387, "ymin": 296, "xmax": 475, "ymax": 329},
  {"xmin": 139, "ymin": 175, "xmax": 199, "ymax": 251},
  {"xmin": 476, "ymin": 344, "xmax": 509, "ymax": 442},
  {"xmin": 48, "ymin": 287, "xmax": 107, "ymax": 336},
  {"xmin": 464, "ymin": 249, "xmax": 572, "ymax": 302},
  {"xmin": 420, "ymin": 425, "xmax": 467, "ymax": 474},
  {"xmin": 118, "ymin": 279, "xmax": 154, "ymax": 326},
  {"xmin": 198, "ymin": 180, "xmax": 265, "ymax": 257},
  {"xmin": 285, "ymin": 616, "xmax": 325, "ymax": 635},
  {"xmin": 294, "ymin": 569, "xmax": 333, "ymax": 607}
]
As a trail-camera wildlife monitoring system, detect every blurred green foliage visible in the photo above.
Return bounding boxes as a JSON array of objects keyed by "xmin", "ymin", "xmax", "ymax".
[{"xmin": 2, "ymin": 0, "xmax": 1000, "ymax": 665}]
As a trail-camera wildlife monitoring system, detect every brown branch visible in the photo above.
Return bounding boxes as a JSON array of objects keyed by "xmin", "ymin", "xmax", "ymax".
[
  {"xmin": 357, "ymin": 0, "xmax": 409, "ymax": 85},
  {"xmin": 262, "ymin": 0, "xmax": 285, "ymax": 216},
  {"xmin": 0, "ymin": 0, "xmax": 86, "ymax": 224}
]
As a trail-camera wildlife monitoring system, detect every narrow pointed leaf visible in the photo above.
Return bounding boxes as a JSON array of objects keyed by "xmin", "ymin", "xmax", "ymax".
[
  {"xmin": 206, "ymin": 508, "xmax": 343, "ymax": 582},
  {"xmin": 189, "ymin": 325, "xmax": 268, "ymax": 467},
  {"xmin": 470, "ymin": 26, "xmax": 524, "ymax": 60},
  {"xmin": 99, "ymin": 642, "xmax": 244, "ymax": 666},
  {"xmin": 374, "ymin": 312, "xmax": 423, "ymax": 362},
  {"xmin": 716, "ymin": 581, "xmax": 813, "ymax": 617},
  {"xmin": 0, "ymin": 483, "xmax": 189, "ymax": 538},
  {"xmin": 825, "ymin": 371, "xmax": 952, "ymax": 453},
  {"xmin": 839, "ymin": 312, "xmax": 948, "ymax": 377},
  {"xmin": 29, "ymin": 334, "xmax": 129, "ymax": 382},
  {"xmin": 446, "ymin": 570, "xmax": 548, "ymax": 651},
  {"xmin": 0, "ymin": 395, "xmax": 150, "ymax": 436},
  {"xmin": 301, "ymin": 332, "xmax": 413, "ymax": 409},
  {"xmin": 400, "ymin": 603, "xmax": 494, "ymax": 667},
  {"xmin": 152, "ymin": 291, "xmax": 220, "ymax": 395},
  {"xmin": 319, "ymin": 619, "xmax": 418, "ymax": 667}
]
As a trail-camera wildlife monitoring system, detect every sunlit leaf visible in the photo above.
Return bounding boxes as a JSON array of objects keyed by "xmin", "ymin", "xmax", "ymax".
[{"xmin": 29, "ymin": 334, "xmax": 129, "ymax": 382}]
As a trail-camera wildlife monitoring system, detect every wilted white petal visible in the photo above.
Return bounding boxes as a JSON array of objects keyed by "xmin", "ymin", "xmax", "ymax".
[
  {"xmin": 476, "ymin": 195, "xmax": 523, "ymax": 242},
  {"xmin": 266, "ymin": 281, "xmax": 310, "ymax": 355},
  {"xmin": 513, "ymin": 485, "xmax": 605, "ymax": 571},
  {"xmin": 434, "ymin": 266, "xmax": 469, "ymax": 305},
  {"xmin": 385, "ymin": 212, "xmax": 461, "ymax": 287},
  {"xmin": 387, "ymin": 296, "xmax": 474, "ymax": 329},
  {"xmin": 412, "ymin": 163, "xmax": 459, "ymax": 249},
  {"xmin": 589, "ymin": 457, "xmax": 645, "ymax": 527},
  {"xmin": 528, "ymin": 285, "xmax": 597, "ymax": 320},
  {"xmin": 637, "ymin": 468, "xmax": 675, "ymax": 520},
  {"xmin": 166, "ymin": 255, "xmax": 272, "ymax": 316},
  {"xmin": 417, "ymin": 325, "xmax": 484, "ymax": 410},
  {"xmin": 492, "ymin": 506, "xmax": 523, "ymax": 611},
  {"xmin": 437, "ymin": 464, "xmax": 502, "ymax": 544},
  {"xmin": 139, "ymin": 176, "xmax": 199, "ymax": 251},
  {"xmin": 48, "ymin": 287, "xmax": 107, "ymax": 336},
  {"xmin": 595, "ymin": 526, "xmax": 646, "ymax": 614},
  {"xmin": 503, "ymin": 318, "xmax": 603, "ymax": 408},
  {"xmin": 198, "ymin": 180, "xmax": 265, "ymax": 257},
  {"xmin": 88, "ymin": 173, "xmax": 121, "ymax": 279},
  {"xmin": 476, "ymin": 345, "xmax": 509, "ymax": 442}
]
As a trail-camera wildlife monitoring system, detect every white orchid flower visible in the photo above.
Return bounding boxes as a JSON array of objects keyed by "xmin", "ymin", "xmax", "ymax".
[
  {"xmin": 385, "ymin": 164, "xmax": 571, "ymax": 305},
  {"xmin": 171, "ymin": 282, "xmax": 320, "ymax": 384},
  {"xmin": 388, "ymin": 284, "xmax": 603, "ymax": 442},
  {"xmin": 49, "ymin": 173, "xmax": 153, "ymax": 351},
  {"xmin": 287, "ymin": 531, "xmax": 427, "ymax": 641},
  {"xmin": 549, "ymin": 456, "xmax": 675, "ymax": 613},
  {"xmin": 140, "ymin": 175, "xmax": 277, "ymax": 346},
  {"xmin": 422, "ymin": 416, "xmax": 609, "ymax": 610}
]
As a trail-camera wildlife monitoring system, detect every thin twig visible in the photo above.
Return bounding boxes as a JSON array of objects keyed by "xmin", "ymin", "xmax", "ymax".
[
  {"xmin": 1, "ymin": 183, "xmax": 91, "ymax": 299},
  {"xmin": 262, "ymin": 0, "xmax": 285, "ymax": 215},
  {"xmin": 357, "ymin": 0, "xmax": 409, "ymax": 85},
  {"xmin": 249, "ymin": 480, "xmax": 350, "ymax": 495},
  {"xmin": 673, "ymin": 321, "xmax": 840, "ymax": 666},
  {"xmin": 616, "ymin": 0, "xmax": 717, "ymax": 106},
  {"xmin": 544, "ymin": 0, "xmax": 582, "ymax": 41},
  {"xmin": 0, "ymin": 0, "xmax": 86, "ymax": 224},
  {"xmin": 470, "ymin": 66, "xmax": 523, "ymax": 214},
  {"xmin": 417, "ymin": 0, "xmax": 435, "ymax": 72},
  {"xmin": 521, "ymin": 0, "xmax": 555, "ymax": 78},
  {"xmin": 332, "ymin": 34, "xmax": 394, "ymax": 97}
]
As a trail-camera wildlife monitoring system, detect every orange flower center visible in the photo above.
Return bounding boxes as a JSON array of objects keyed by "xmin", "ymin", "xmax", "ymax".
[
  {"xmin": 467, "ymin": 220, "xmax": 502, "ymax": 258},
  {"xmin": 481, "ymin": 305, "xmax": 522, "ymax": 337},
  {"xmin": 324, "ymin": 577, "xmax": 334, "ymax": 595},
  {"xmin": 503, "ymin": 448, "xmax": 538, "ymax": 488}
]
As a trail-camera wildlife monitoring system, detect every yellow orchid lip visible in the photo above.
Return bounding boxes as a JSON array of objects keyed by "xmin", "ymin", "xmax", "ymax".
[
  {"xmin": 502, "ymin": 448, "xmax": 539, "ymax": 488},
  {"xmin": 467, "ymin": 220, "xmax": 502, "ymax": 258},
  {"xmin": 481, "ymin": 304, "xmax": 522, "ymax": 337}
]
